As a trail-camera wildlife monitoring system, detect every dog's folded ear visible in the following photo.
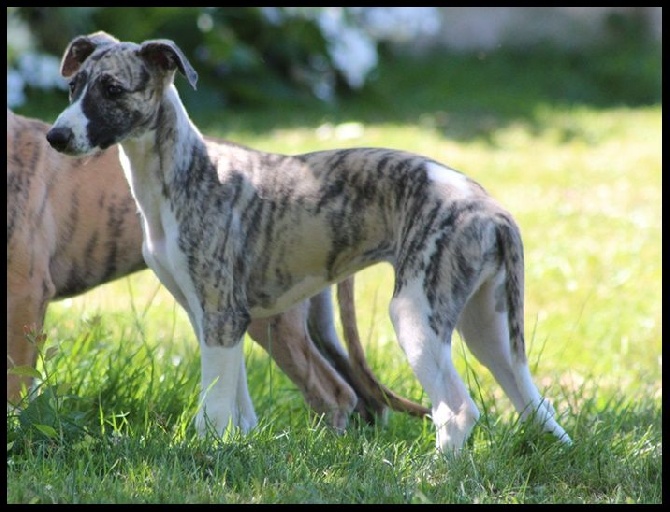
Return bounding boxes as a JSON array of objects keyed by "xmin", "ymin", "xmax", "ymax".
[
  {"xmin": 59, "ymin": 32, "xmax": 198, "ymax": 91},
  {"xmin": 60, "ymin": 31, "xmax": 119, "ymax": 78},
  {"xmin": 139, "ymin": 40, "xmax": 199, "ymax": 90}
]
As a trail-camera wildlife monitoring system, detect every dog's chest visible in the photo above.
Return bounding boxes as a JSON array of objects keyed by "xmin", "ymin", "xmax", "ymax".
[
  {"xmin": 140, "ymin": 203, "xmax": 178, "ymax": 260},
  {"xmin": 135, "ymin": 192, "xmax": 197, "ymax": 304},
  {"xmin": 120, "ymin": 149, "xmax": 179, "ymax": 266}
]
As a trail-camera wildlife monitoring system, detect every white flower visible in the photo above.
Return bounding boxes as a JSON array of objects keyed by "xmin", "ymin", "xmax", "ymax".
[
  {"xmin": 356, "ymin": 7, "xmax": 441, "ymax": 43},
  {"xmin": 318, "ymin": 8, "xmax": 378, "ymax": 89},
  {"xmin": 7, "ymin": 52, "xmax": 68, "ymax": 107},
  {"xmin": 260, "ymin": 7, "xmax": 284, "ymax": 25},
  {"xmin": 265, "ymin": 8, "xmax": 443, "ymax": 91},
  {"xmin": 7, "ymin": 70, "xmax": 26, "ymax": 108},
  {"xmin": 17, "ymin": 53, "xmax": 67, "ymax": 90}
]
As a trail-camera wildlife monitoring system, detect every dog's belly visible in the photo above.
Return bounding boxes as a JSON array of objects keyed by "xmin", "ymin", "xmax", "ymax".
[
  {"xmin": 246, "ymin": 239, "xmax": 381, "ymax": 319},
  {"xmin": 248, "ymin": 274, "xmax": 329, "ymax": 318}
]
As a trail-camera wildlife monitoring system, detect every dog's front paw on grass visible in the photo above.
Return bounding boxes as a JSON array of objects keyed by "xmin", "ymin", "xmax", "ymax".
[{"xmin": 195, "ymin": 405, "xmax": 258, "ymax": 439}]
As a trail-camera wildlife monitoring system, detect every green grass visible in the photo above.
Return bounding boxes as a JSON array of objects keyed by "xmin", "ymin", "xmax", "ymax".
[{"xmin": 7, "ymin": 45, "xmax": 661, "ymax": 503}]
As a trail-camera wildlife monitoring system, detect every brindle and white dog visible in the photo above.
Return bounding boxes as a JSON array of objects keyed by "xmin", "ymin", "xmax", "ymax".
[
  {"xmin": 46, "ymin": 31, "xmax": 571, "ymax": 453},
  {"xmin": 8, "ymin": 109, "xmax": 427, "ymax": 427}
]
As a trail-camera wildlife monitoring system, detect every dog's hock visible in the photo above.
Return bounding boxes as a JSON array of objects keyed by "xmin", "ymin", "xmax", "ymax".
[{"xmin": 139, "ymin": 40, "xmax": 198, "ymax": 90}]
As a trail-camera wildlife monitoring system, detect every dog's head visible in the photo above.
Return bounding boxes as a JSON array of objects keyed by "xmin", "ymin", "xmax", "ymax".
[{"xmin": 46, "ymin": 31, "xmax": 198, "ymax": 156}]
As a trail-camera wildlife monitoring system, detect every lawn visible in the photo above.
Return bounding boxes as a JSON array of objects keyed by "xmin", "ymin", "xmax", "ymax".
[{"xmin": 7, "ymin": 44, "xmax": 662, "ymax": 503}]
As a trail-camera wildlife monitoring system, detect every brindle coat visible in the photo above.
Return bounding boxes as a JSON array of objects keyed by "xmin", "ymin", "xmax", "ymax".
[{"xmin": 46, "ymin": 32, "xmax": 570, "ymax": 453}]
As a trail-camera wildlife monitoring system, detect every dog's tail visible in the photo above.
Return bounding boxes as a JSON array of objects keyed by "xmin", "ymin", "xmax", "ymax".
[
  {"xmin": 334, "ymin": 277, "xmax": 431, "ymax": 419},
  {"xmin": 496, "ymin": 214, "xmax": 527, "ymax": 363}
]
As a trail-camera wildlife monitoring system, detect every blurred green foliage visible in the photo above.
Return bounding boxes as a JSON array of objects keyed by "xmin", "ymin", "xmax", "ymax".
[
  {"xmin": 9, "ymin": 7, "xmax": 356, "ymax": 110},
  {"xmin": 7, "ymin": 7, "xmax": 661, "ymax": 121}
]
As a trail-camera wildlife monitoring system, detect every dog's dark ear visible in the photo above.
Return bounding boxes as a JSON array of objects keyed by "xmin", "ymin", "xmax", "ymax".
[
  {"xmin": 138, "ymin": 39, "xmax": 198, "ymax": 90},
  {"xmin": 60, "ymin": 31, "xmax": 120, "ymax": 78}
]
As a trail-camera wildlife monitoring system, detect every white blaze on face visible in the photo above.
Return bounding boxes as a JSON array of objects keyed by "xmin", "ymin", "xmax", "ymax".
[
  {"xmin": 426, "ymin": 162, "xmax": 471, "ymax": 196},
  {"xmin": 51, "ymin": 89, "xmax": 92, "ymax": 154}
]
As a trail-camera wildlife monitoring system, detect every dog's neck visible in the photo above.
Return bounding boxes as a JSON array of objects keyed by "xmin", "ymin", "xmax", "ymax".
[
  {"xmin": 120, "ymin": 85, "xmax": 205, "ymax": 187},
  {"xmin": 118, "ymin": 84, "xmax": 206, "ymax": 223}
]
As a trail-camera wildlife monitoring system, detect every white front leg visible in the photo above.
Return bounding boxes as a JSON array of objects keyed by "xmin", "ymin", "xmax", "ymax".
[
  {"xmin": 236, "ymin": 353, "xmax": 258, "ymax": 433},
  {"xmin": 196, "ymin": 341, "xmax": 256, "ymax": 437}
]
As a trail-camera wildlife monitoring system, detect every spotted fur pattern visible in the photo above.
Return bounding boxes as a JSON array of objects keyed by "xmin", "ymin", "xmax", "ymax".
[{"xmin": 46, "ymin": 31, "xmax": 571, "ymax": 453}]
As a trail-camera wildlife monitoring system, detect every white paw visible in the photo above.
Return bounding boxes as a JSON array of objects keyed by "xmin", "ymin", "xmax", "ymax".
[
  {"xmin": 195, "ymin": 404, "xmax": 231, "ymax": 437},
  {"xmin": 433, "ymin": 402, "xmax": 481, "ymax": 454},
  {"xmin": 194, "ymin": 400, "xmax": 258, "ymax": 437},
  {"xmin": 236, "ymin": 406, "xmax": 258, "ymax": 434}
]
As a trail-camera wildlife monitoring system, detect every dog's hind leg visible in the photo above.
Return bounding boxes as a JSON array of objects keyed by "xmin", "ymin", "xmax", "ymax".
[
  {"xmin": 306, "ymin": 285, "xmax": 350, "ymax": 365},
  {"xmin": 389, "ymin": 279, "xmax": 480, "ymax": 454},
  {"xmin": 247, "ymin": 301, "xmax": 357, "ymax": 431},
  {"xmin": 334, "ymin": 277, "xmax": 430, "ymax": 421},
  {"xmin": 457, "ymin": 274, "xmax": 571, "ymax": 444},
  {"xmin": 307, "ymin": 280, "xmax": 391, "ymax": 423}
]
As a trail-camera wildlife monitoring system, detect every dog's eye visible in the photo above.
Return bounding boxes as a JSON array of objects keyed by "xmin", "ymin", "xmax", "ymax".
[{"xmin": 104, "ymin": 83, "xmax": 124, "ymax": 98}]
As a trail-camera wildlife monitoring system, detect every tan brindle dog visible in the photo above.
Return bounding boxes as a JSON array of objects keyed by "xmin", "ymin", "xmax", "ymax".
[
  {"xmin": 46, "ymin": 32, "xmax": 570, "ymax": 453},
  {"xmin": 7, "ymin": 109, "xmax": 428, "ymax": 428}
]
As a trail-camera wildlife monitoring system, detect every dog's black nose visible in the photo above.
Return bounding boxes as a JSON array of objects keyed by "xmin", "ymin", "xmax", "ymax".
[{"xmin": 46, "ymin": 127, "xmax": 73, "ymax": 152}]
